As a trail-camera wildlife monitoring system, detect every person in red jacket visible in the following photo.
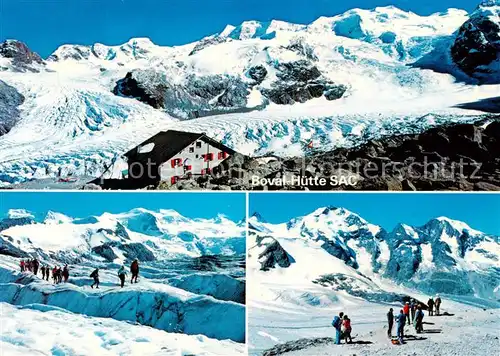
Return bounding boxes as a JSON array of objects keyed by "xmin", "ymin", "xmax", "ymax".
[
  {"xmin": 20, "ymin": 260, "xmax": 25, "ymax": 272},
  {"xmin": 130, "ymin": 259, "xmax": 139, "ymax": 284},
  {"xmin": 403, "ymin": 302, "xmax": 411, "ymax": 325}
]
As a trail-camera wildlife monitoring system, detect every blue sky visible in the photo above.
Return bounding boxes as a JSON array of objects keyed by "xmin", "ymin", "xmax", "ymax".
[
  {"xmin": 250, "ymin": 193, "xmax": 500, "ymax": 235},
  {"xmin": 1, "ymin": 0, "xmax": 477, "ymax": 58},
  {"xmin": 0, "ymin": 192, "xmax": 246, "ymax": 221}
]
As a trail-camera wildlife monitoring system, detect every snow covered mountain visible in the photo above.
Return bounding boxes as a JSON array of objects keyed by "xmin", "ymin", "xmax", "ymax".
[
  {"xmin": 1, "ymin": 4, "xmax": 499, "ymax": 186},
  {"xmin": 248, "ymin": 207, "xmax": 500, "ymax": 299},
  {"xmin": 0, "ymin": 208, "xmax": 245, "ymax": 262},
  {"xmin": 0, "ymin": 208, "xmax": 246, "ymax": 354}
]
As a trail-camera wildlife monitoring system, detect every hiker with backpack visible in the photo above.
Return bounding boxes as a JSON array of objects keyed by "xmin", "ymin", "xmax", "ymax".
[
  {"xmin": 130, "ymin": 259, "xmax": 139, "ymax": 284},
  {"xmin": 118, "ymin": 265, "xmax": 127, "ymax": 288},
  {"xmin": 410, "ymin": 299, "xmax": 417, "ymax": 322},
  {"xmin": 45, "ymin": 265, "xmax": 49, "ymax": 281},
  {"xmin": 52, "ymin": 266, "xmax": 58, "ymax": 284},
  {"xmin": 342, "ymin": 314, "xmax": 352, "ymax": 344},
  {"xmin": 435, "ymin": 295, "xmax": 442, "ymax": 315},
  {"xmin": 332, "ymin": 312, "xmax": 344, "ymax": 345},
  {"xmin": 90, "ymin": 268, "xmax": 100, "ymax": 289},
  {"xmin": 387, "ymin": 308, "xmax": 394, "ymax": 338},
  {"xmin": 427, "ymin": 297, "xmax": 434, "ymax": 316},
  {"xmin": 62, "ymin": 265, "xmax": 69, "ymax": 283},
  {"xmin": 414, "ymin": 305, "xmax": 424, "ymax": 333},
  {"xmin": 41, "ymin": 265, "xmax": 46, "ymax": 280}
]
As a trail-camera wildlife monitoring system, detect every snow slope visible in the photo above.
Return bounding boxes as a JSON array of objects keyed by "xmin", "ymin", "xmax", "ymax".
[{"xmin": 0, "ymin": 5, "xmax": 499, "ymax": 185}]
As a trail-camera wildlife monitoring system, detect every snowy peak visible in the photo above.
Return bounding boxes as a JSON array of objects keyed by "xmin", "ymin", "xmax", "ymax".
[{"xmin": 0, "ymin": 40, "xmax": 45, "ymax": 72}]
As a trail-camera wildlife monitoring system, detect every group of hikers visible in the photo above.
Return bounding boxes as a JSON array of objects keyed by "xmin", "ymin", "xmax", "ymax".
[
  {"xmin": 89, "ymin": 258, "xmax": 140, "ymax": 289},
  {"xmin": 387, "ymin": 296, "xmax": 443, "ymax": 344},
  {"xmin": 19, "ymin": 259, "xmax": 69, "ymax": 284},
  {"xmin": 331, "ymin": 296, "xmax": 444, "ymax": 346},
  {"xmin": 20, "ymin": 258, "xmax": 141, "ymax": 289}
]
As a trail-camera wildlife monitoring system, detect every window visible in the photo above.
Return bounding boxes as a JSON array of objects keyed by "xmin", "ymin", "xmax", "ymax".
[
  {"xmin": 218, "ymin": 152, "xmax": 229, "ymax": 160},
  {"xmin": 201, "ymin": 168, "xmax": 212, "ymax": 176},
  {"xmin": 171, "ymin": 176, "xmax": 179, "ymax": 184},
  {"xmin": 195, "ymin": 154, "xmax": 199, "ymax": 158},
  {"xmin": 184, "ymin": 165, "xmax": 192, "ymax": 171},
  {"xmin": 170, "ymin": 158, "xmax": 182, "ymax": 168},
  {"xmin": 196, "ymin": 141, "xmax": 202, "ymax": 148},
  {"xmin": 189, "ymin": 146, "xmax": 194, "ymax": 153},
  {"xmin": 203, "ymin": 153, "xmax": 214, "ymax": 162}
]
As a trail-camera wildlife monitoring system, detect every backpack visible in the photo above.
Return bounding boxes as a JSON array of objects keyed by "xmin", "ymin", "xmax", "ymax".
[
  {"xmin": 332, "ymin": 316, "xmax": 341, "ymax": 328},
  {"xmin": 90, "ymin": 270, "xmax": 97, "ymax": 278}
]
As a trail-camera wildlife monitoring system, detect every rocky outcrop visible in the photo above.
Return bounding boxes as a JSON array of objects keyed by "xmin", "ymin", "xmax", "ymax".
[
  {"xmin": 263, "ymin": 337, "xmax": 335, "ymax": 356},
  {"xmin": 247, "ymin": 65, "xmax": 268, "ymax": 83},
  {"xmin": 0, "ymin": 40, "xmax": 44, "ymax": 72},
  {"xmin": 261, "ymin": 60, "xmax": 347, "ymax": 104},
  {"xmin": 189, "ymin": 36, "xmax": 229, "ymax": 55},
  {"xmin": 0, "ymin": 235, "xmax": 31, "ymax": 258},
  {"xmin": 113, "ymin": 72, "xmax": 166, "ymax": 109},
  {"xmin": 451, "ymin": 1, "xmax": 500, "ymax": 82},
  {"xmin": 0, "ymin": 80, "xmax": 25, "ymax": 136},
  {"xmin": 91, "ymin": 241, "xmax": 155, "ymax": 262}
]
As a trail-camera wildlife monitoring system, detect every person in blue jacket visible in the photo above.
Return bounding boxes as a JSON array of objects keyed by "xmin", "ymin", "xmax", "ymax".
[
  {"xmin": 396, "ymin": 309, "xmax": 406, "ymax": 344},
  {"xmin": 332, "ymin": 312, "xmax": 344, "ymax": 345},
  {"xmin": 414, "ymin": 305, "xmax": 425, "ymax": 333}
]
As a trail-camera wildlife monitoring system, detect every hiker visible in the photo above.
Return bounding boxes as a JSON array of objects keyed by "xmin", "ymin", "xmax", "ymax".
[
  {"xmin": 52, "ymin": 267, "xmax": 58, "ymax": 284},
  {"xmin": 342, "ymin": 314, "xmax": 352, "ymax": 344},
  {"xmin": 415, "ymin": 305, "xmax": 424, "ymax": 333},
  {"xmin": 403, "ymin": 301, "xmax": 410, "ymax": 325},
  {"xmin": 396, "ymin": 309, "xmax": 405, "ymax": 344},
  {"xmin": 62, "ymin": 265, "xmax": 69, "ymax": 283},
  {"xmin": 427, "ymin": 297, "xmax": 434, "ymax": 316},
  {"xmin": 410, "ymin": 299, "xmax": 417, "ymax": 322},
  {"xmin": 435, "ymin": 295, "xmax": 442, "ymax": 315},
  {"xmin": 33, "ymin": 258, "xmax": 39, "ymax": 276},
  {"xmin": 45, "ymin": 265, "xmax": 49, "ymax": 281},
  {"xmin": 118, "ymin": 265, "xmax": 127, "ymax": 288},
  {"xmin": 41, "ymin": 265, "xmax": 46, "ymax": 280},
  {"xmin": 90, "ymin": 268, "xmax": 100, "ymax": 289},
  {"xmin": 331, "ymin": 312, "xmax": 344, "ymax": 345},
  {"xmin": 130, "ymin": 259, "xmax": 139, "ymax": 284},
  {"xmin": 387, "ymin": 308, "xmax": 394, "ymax": 338},
  {"xmin": 56, "ymin": 267, "xmax": 62, "ymax": 283},
  {"xmin": 20, "ymin": 260, "xmax": 25, "ymax": 272},
  {"xmin": 27, "ymin": 260, "xmax": 32, "ymax": 272}
]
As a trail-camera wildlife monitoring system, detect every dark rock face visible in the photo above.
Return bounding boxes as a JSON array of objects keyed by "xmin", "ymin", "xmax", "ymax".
[
  {"xmin": 286, "ymin": 38, "xmax": 319, "ymax": 61},
  {"xmin": 262, "ymin": 60, "xmax": 347, "ymax": 104},
  {"xmin": 91, "ymin": 244, "xmax": 118, "ymax": 261},
  {"xmin": 0, "ymin": 40, "xmax": 44, "ymax": 72},
  {"xmin": 313, "ymin": 274, "xmax": 408, "ymax": 303},
  {"xmin": 263, "ymin": 338, "xmax": 335, "ymax": 356},
  {"xmin": 0, "ymin": 80, "xmax": 25, "ymax": 136},
  {"xmin": 113, "ymin": 72, "xmax": 166, "ymax": 109},
  {"xmin": 451, "ymin": 2, "xmax": 500, "ymax": 81},
  {"xmin": 0, "ymin": 234, "xmax": 31, "ymax": 258},
  {"xmin": 189, "ymin": 36, "xmax": 228, "ymax": 56},
  {"xmin": 256, "ymin": 236, "xmax": 294, "ymax": 271},
  {"xmin": 92, "ymin": 241, "xmax": 155, "ymax": 262},
  {"xmin": 247, "ymin": 65, "xmax": 268, "ymax": 83},
  {"xmin": 157, "ymin": 118, "xmax": 500, "ymax": 191}
]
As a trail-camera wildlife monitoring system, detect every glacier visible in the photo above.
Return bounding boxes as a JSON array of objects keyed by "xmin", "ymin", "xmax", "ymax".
[{"xmin": 0, "ymin": 4, "xmax": 499, "ymax": 186}]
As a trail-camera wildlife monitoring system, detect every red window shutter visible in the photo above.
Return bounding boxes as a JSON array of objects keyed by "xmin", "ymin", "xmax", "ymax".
[
  {"xmin": 223, "ymin": 152, "xmax": 229, "ymax": 158},
  {"xmin": 201, "ymin": 169, "xmax": 206, "ymax": 175},
  {"xmin": 177, "ymin": 159, "xmax": 182, "ymax": 167},
  {"xmin": 206, "ymin": 168, "xmax": 211, "ymax": 174},
  {"xmin": 171, "ymin": 159, "xmax": 176, "ymax": 168},
  {"xmin": 171, "ymin": 176, "xmax": 178, "ymax": 184},
  {"xmin": 218, "ymin": 152, "xmax": 223, "ymax": 160},
  {"xmin": 185, "ymin": 165, "xmax": 192, "ymax": 171}
]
